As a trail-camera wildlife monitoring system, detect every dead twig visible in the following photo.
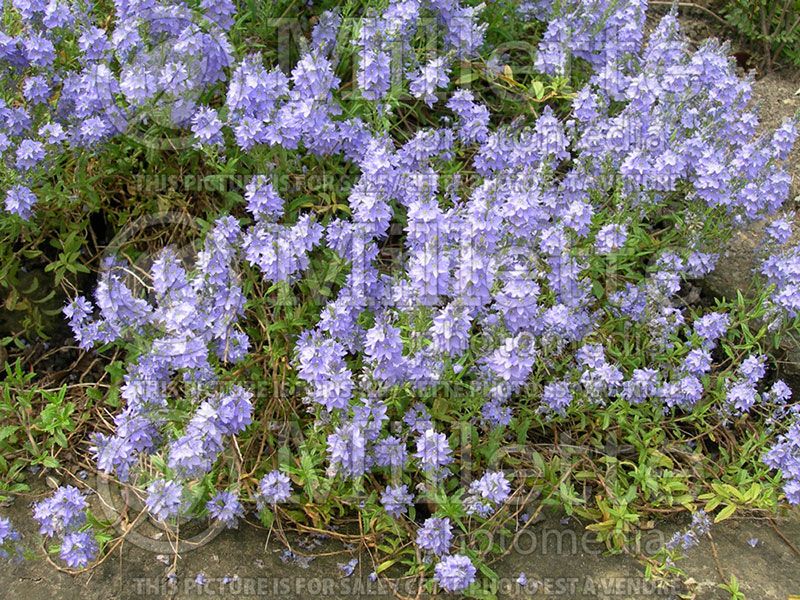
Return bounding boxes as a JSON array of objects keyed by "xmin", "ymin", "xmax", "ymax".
[
  {"xmin": 649, "ymin": 1, "xmax": 731, "ymax": 29},
  {"xmin": 767, "ymin": 516, "xmax": 800, "ymax": 557}
]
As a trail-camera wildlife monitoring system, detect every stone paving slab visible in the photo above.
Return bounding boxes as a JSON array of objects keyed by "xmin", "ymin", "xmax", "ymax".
[{"xmin": 3, "ymin": 482, "xmax": 799, "ymax": 600}]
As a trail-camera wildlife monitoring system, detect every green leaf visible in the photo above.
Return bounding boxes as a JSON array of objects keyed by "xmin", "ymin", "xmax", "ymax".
[
  {"xmin": 259, "ymin": 508, "xmax": 275, "ymax": 529},
  {"xmin": 39, "ymin": 455, "xmax": 59, "ymax": 469},
  {"xmin": 0, "ymin": 425, "xmax": 19, "ymax": 442},
  {"xmin": 715, "ymin": 504, "xmax": 736, "ymax": 523},
  {"xmin": 376, "ymin": 559, "xmax": 396, "ymax": 574}
]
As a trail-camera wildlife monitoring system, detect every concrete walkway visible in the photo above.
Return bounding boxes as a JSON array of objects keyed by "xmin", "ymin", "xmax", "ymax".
[{"xmin": 3, "ymin": 480, "xmax": 799, "ymax": 600}]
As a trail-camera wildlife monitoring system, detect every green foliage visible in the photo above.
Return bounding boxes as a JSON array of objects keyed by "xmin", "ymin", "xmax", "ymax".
[
  {"xmin": 718, "ymin": 574, "xmax": 747, "ymax": 600},
  {"xmin": 0, "ymin": 360, "xmax": 77, "ymax": 500},
  {"xmin": 724, "ymin": 0, "xmax": 800, "ymax": 69},
  {"xmin": 0, "ymin": 0, "xmax": 797, "ymax": 592}
]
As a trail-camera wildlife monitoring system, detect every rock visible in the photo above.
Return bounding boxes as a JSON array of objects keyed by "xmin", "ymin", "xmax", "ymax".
[
  {"xmin": 702, "ymin": 69, "xmax": 800, "ymax": 379},
  {"xmin": 702, "ymin": 216, "xmax": 800, "ymax": 378}
]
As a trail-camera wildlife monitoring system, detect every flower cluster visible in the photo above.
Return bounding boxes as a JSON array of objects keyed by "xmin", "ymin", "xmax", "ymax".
[
  {"xmin": 206, "ymin": 490, "xmax": 245, "ymax": 528},
  {"xmin": 434, "ymin": 554, "xmax": 477, "ymax": 592},
  {"xmin": 65, "ymin": 217, "xmax": 250, "ymax": 497},
  {"xmin": 1, "ymin": 0, "xmax": 234, "ymax": 218},
  {"xmin": 465, "ymin": 471, "xmax": 512, "ymax": 516},
  {"xmin": 532, "ymin": 0, "xmax": 647, "ymax": 98},
  {"xmin": 761, "ymin": 241, "xmax": 800, "ymax": 320},
  {"xmin": 0, "ymin": 516, "xmax": 22, "ymax": 562},
  {"xmin": 765, "ymin": 418, "xmax": 800, "ymax": 505},
  {"xmin": 257, "ymin": 470, "xmax": 293, "ymax": 507},
  {"xmin": 352, "ymin": 0, "xmax": 485, "ymax": 104},
  {"xmin": 33, "ymin": 486, "xmax": 97, "ymax": 568},
  {"xmin": 12, "ymin": 0, "xmax": 798, "ymax": 585},
  {"xmin": 665, "ymin": 510, "xmax": 711, "ymax": 552},
  {"xmin": 275, "ymin": 5, "xmax": 798, "ymax": 580},
  {"xmin": 291, "ymin": 3, "xmax": 797, "ymax": 497}
]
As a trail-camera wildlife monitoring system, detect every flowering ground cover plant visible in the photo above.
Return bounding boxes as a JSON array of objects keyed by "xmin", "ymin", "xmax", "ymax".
[{"xmin": 0, "ymin": 0, "xmax": 799, "ymax": 597}]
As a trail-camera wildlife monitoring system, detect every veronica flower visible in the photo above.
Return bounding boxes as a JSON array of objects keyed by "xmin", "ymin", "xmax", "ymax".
[
  {"xmin": 213, "ymin": 386, "xmax": 253, "ymax": 435},
  {"xmin": 243, "ymin": 216, "xmax": 324, "ymax": 283},
  {"xmin": 727, "ymin": 381, "xmax": 758, "ymax": 414},
  {"xmin": 258, "ymin": 470, "xmax": 292, "ymax": 505},
  {"xmin": 409, "ymin": 56, "xmax": 449, "ymax": 107},
  {"xmin": 621, "ymin": 368, "xmax": 659, "ymax": 404},
  {"xmin": 434, "ymin": 554, "xmax": 476, "ymax": 592},
  {"xmin": 245, "ymin": 175, "xmax": 284, "ymax": 222},
  {"xmin": 207, "ymin": 491, "xmax": 244, "ymax": 528},
  {"xmin": 78, "ymin": 26, "xmax": 110, "ymax": 61},
  {"xmin": 146, "ymin": 479, "xmax": 184, "ymax": 521},
  {"xmin": 373, "ymin": 436, "xmax": 408, "ymax": 470},
  {"xmin": 327, "ymin": 422, "xmax": 368, "ymax": 478},
  {"xmin": 355, "ymin": 17, "xmax": 391, "ymax": 102},
  {"xmin": 33, "ymin": 486, "xmax": 88, "ymax": 537},
  {"xmin": 40, "ymin": 122, "xmax": 67, "ymax": 144},
  {"xmin": 201, "ymin": 0, "xmax": 237, "ymax": 31},
  {"xmin": 4, "ymin": 185, "xmax": 37, "ymax": 219},
  {"xmin": 681, "ymin": 349, "xmax": 712, "ymax": 376},
  {"xmin": 364, "ymin": 318, "xmax": 407, "ymax": 384},
  {"xmin": 765, "ymin": 380, "xmax": 792, "ymax": 404},
  {"xmin": 23, "ymin": 75, "xmax": 51, "ymax": 104},
  {"xmin": 414, "ymin": 429, "xmax": 453, "ymax": 475},
  {"xmin": 415, "ymin": 516, "xmax": 452, "ymax": 556},
  {"xmin": 483, "ymin": 334, "xmax": 536, "ymax": 388},
  {"xmin": 693, "ymin": 312, "xmax": 730, "ymax": 348},
  {"xmin": 739, "ymin": 355, "xmax": 766, "ymax": 384},
  {"xmin": 766, "ymin": 218, "xmax": 793, "ymax": 245},
  {"xmin": 466, "ymin": 470, "xmax": 511, "ymax": 516},
  {"xmin": 312, "ymin": 10, "xmax": 342, "ymax": 55},
  {"xmin": 0, "ymin": 517, "xmax": 21, "ymax": 561},
  {"xmin": 481, "ymin": 398, "xmax": 512, "ymax": 427},
  {"xmin": 15, "ymin": 139, "xmax": 46, "ymax": 171},
  {"xmin": 23, "ymin": 32, "xmax": 56, "ymax": 66},
  {"xmin": 403, "ymin": 403, "xmax": 433, "ymax": 434},
  {"xmin": 191, "ymin": 106, "xmax": 224, "ymax": 147},
  {"xmin": 764, "ymin": 421, "xmax": 800, "ymax": 504},
  {"xmin": 59, "ymin": 531, "xmax": 98, "ymax": 568},
  {"xmin": 447, "ymin": 89, "xmax": 489, "ymax": 143},
  {"xmin": 296, "ymin": 331, "xmax": 354, "ymax": 412},
  {"xmin": 595, "ymin": 223, "xmax": 628, "ymax": 254},
  {"xmin": 380, "ymin": 484, "xmax": 414, "ymax": 518},
  {"xmin": 542, "ymin": 380, "xmax": 572, "ymax": 415}
]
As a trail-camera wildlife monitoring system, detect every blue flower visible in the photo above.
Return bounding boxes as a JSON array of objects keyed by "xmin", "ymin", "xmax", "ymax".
[
  {"xmin": 59, "ymin": 531, "xmax": 98, "ymax": 568},
  {"xmin": 146, "ymin": 480, "xmax": 184, "ymax": 521},
  {"xmin": 434, "ymin": 554, "xmax": 476, "ymax": 592},
  {"xmin": 415, "ymin": 517, "xmax": 452, "ymax": 556},
  {"xmin": 258, "ymin": 470, "xmax": 292, "ymax": 505}
]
